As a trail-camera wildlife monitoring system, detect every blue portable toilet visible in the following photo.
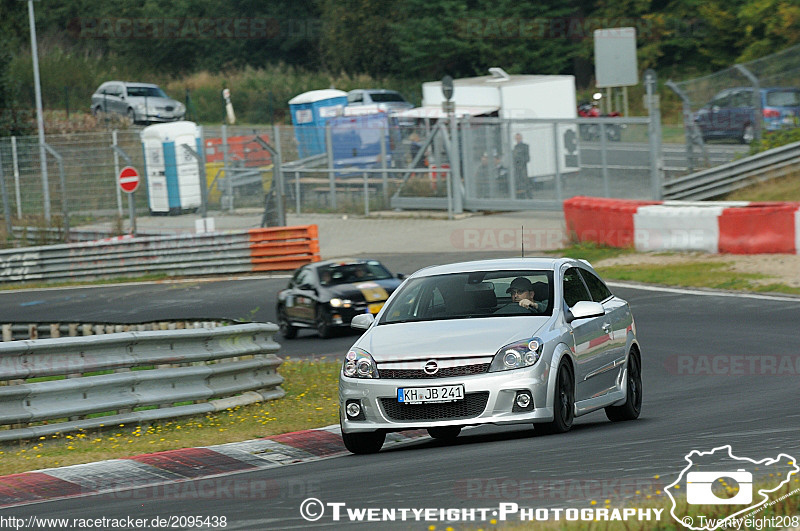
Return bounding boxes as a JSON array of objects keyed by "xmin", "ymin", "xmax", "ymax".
[
  {"xmin": 288, "ymin": 89, "xmax": 347, "ymax": 158},
  {"xmin": 141, "ymin": 121, "xmax": 204, "ymax": 215}
]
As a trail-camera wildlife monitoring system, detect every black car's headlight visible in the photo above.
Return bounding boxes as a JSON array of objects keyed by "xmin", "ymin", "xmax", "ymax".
[
  {"xmin": 342, "ymin": 348, "xmax": 379, "ymax": 379},
  {"xmin": 489, "ymin": 338, "xmax": 544, "ymax": 372},
  {"xmin": 329, "ymin": 298, "xmax": 354, "ymax": 308}
]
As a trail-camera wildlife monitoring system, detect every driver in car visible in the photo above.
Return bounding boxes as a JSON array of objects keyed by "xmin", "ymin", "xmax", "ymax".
[{"xmin": 505, "ymin": 277, "xmax": 545, "ymax": 312}]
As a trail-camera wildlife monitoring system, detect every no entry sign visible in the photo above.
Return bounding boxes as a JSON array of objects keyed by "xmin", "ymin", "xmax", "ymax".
[{"xmin": 118, "ymin": 166, "xmax": 140, "ymax": 193}]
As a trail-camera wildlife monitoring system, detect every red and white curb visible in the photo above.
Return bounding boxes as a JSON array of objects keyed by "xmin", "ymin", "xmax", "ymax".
[
  {"xmin": 0, "ymin": 426, "xmax": 428, "ymax": 508},
  {"xmin": 564, "ymin": 196, "xmax": 800, "ymax": 254}
]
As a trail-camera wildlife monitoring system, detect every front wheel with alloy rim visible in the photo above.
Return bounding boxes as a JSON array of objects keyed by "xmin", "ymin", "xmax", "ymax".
[
  {"xmin": 277, "ymin": 307, "xmax": 297, "ymax": 339},
  {"xmin": 341, "ymin": 428, "xmax": 385, "ymax": 454},
  {"xmin": 315, "ymin": 305, "xmax": 333, "ymax": 339},
  {"xmin": 605, "ymin": 352, "xmax": 642, "ymax": 421},
  {"xmin": 536, "ymin": 360, "xmax": 574, "ymax": 435}
]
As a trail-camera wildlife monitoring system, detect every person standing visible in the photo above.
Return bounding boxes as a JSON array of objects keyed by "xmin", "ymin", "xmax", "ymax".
[{"xmin": 512, "ymin": 133, "xmax": 532, "ymax": 198}]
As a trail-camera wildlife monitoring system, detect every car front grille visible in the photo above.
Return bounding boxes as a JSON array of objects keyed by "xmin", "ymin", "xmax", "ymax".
[
  {"xmin": 379, "ymin": 363, "xmax": 490, "ymax": 379},
  {"xmin": 379, "ymin": 392, "xmax": 489, "ymax": 421}
]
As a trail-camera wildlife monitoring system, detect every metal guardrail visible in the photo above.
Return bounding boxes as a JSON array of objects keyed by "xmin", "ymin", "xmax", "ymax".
[
  {"xmin": 1, "ymin": 320, "xmax": 228, "ymax": 342},
  {"xmin": 0, "ymin": 323, "xmax": 283, "ymax": 442},
  {"xmin": 663, "ymin": 141, "xmax": 800, "ymax": 200},
  {"xmin": 0, "ymin": 225, "xmax": 320, "ymax": 284}
]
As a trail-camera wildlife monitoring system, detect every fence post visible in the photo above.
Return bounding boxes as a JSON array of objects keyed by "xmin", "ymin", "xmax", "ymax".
[
  {"xmin": 112, "ymin": 130, "xmax": 124, "ymax": 217},
  {"xmin": 552, "ymin": 122, "xmax": 563, "ymax": 203},
  {"xmin": 0, "ymin": 150, "xmax": 12, "ymax": 236},
  {"xmin": 11, "ymin": 136, "xmax": 21, "ymax": 218},
  {"xmin": 733, "ymin": 64, "xmax": 762, "ymax": 143},
  {"xmin": 273, "ymin": 125, "xmax": 286, "ymax": 226},
  {"xmin": 645, "ymin": 69, "xmax": 664, "ymax": 201},
  {"xmin": 43, "ymin": 143, "xmax": 69, "ymax": 242}
]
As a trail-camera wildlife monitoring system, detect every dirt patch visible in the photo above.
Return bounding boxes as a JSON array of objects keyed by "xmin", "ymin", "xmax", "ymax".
[{"xmin": 594, "ymin": 253, "xmax": 800, "ymax": 288}]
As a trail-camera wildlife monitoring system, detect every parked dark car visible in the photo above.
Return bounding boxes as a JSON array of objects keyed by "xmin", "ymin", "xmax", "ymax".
[
  {"xmin": 91, "ymin": 81, "xmax": 186, "ymax": 125},
  {"xmin": 277, "ymin": 259, "xmax": 404, "ymax": 339},
  {"xmin": 693, "ymin": 87, "xmax": 800, "ymax": 143}
]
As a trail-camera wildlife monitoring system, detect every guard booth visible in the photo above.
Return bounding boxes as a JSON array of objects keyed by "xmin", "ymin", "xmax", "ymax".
[
  {"xmin": 141, "ymin": 121, "xmax": 204, "ymax": 215},
  {"xmin": 288, "ymin": 89, "xmax": 347, "ymax": 158}
]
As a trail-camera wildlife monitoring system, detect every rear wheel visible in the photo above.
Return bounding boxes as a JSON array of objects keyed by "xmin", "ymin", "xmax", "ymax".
[
  {"xmin": 127, "ymin": 108, "xmax": 136, "ymax": 125},
  {"xmin": 427, "ymin": 426, "xmax": 461, "ymax": 441},
  {"xmin": 278, "ymin": 306, "xmax": 297, "ymax": 339},
  {"xmin": 315, "ymin": 305, "xmax": 332, "ymax": 339},
  {"xmin": 536, "ymin": 360, "xmax": 574, "ymax": 435},
  {"xmin": 605, "ymin": 352, "xmax": 642, "ymax": 422}
]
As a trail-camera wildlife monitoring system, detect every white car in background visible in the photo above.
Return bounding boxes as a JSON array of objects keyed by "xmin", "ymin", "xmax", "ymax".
[
  {"xmin": 339, "ymin": 258, "xmax": 643, "ymax": 454},
  {"xmin": 91, "ymin": 81, "xmax": 186, "ymax": 125}
]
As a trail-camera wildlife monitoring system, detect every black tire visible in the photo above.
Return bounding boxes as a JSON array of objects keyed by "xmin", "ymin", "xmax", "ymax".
[
  {"xmin": 341, "ymin": 428, "xmax": 385, "ymax": 454},
  {"xmin": 127, "ymin": 108, "xmax": 136, "ymax": 125},
  {"xmin": 315, "ymin": 305, "xmax": 332, "ymax": 339},
  {"xmin": 277, "ymin": 306, "xmax": 297, "ymax": 339},
  {"xmin": 536, "ymin": 359, "xmax": 574, "ymax": 435},
  {"xmin": 605, "ymin": 352, "xmax": 642, "ymax": 422},
  {"xmin": 427, "ymin": 426, "xmax": 461, "ymax": 441},
  {"xmin": 92, "ymin": 106, "xmax": 102, "ymax": 118}
]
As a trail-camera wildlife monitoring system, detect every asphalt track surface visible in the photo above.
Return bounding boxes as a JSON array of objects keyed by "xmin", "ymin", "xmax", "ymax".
[{"xmin": 1, "ymin": 253, "xmax": 799, "ymax": 529}]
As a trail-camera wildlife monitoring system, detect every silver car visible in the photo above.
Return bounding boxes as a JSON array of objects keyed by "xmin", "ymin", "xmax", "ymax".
[
  {"xmin": 91, "ymin": 81, "xmax": 186, "ymax": 125},
  {"xmin": 339, "ymin": 258, "xmax": 642, "ymax": 454}
]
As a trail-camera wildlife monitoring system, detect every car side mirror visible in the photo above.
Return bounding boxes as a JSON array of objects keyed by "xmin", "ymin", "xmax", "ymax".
[
  {"xmin": 566, "ymin": 301, "xmax": 604, "ymax": 323},
  {"xmin": 396, "ymin": 273, "xmax": 405, "ymax": 280},
  {"xmin": 351, "ymin": 313, "xmax": 374, "ymax": 330}
]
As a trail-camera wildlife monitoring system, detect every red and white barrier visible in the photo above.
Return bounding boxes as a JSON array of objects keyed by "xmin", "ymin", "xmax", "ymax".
[{"xmin": 564, "ymin": 196, "xmax": 800, "ymax": 254}]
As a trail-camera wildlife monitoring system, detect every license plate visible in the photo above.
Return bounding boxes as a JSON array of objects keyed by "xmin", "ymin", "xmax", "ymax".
[
  {"xmin": 397, "ymin": 384, "xmax": 464, "ymax": 404},
  {"xmin": 368, "ymin": 302, "xmax": 384, "ymax": 314}
]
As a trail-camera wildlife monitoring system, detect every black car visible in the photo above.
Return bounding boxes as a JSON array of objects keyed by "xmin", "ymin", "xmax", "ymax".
[{"xmin": 277, "ymin": 259, "xmax": 404, "ymax": 339}]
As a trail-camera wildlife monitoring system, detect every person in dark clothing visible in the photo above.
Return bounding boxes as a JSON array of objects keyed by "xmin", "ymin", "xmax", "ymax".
[{"xmin": 512, "ymin": 133, "xmax": 532, "ymax": 198}]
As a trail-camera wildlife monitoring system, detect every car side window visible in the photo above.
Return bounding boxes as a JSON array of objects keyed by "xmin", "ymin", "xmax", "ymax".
[
  {"xmin": 348, "ymin": 92, "xmax": 363, "ymax": 104},
  {"xmin": 563, "ymin": 267, "xmax": 591, "ymax": 307},
  {"xmin": 712, "ymin": 92, "xmax": 731, "ymax": 108},
  {"xmin": 579, "ymin": 269, "xmax": 613, "ymax": 303},
  {"xmin": 733, "ymin": 90, "xmax": 753, "ymax": 107},
  {"xmin": 296, "ymin": 269, "xmax": 313, "ymax": 288}
]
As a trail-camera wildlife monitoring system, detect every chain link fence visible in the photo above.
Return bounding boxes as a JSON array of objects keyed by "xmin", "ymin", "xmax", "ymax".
[
  {"xmin": 667, "ymin": 43, "xmax": 800, "ymax": 172},
  {"xmin": 0, "ymin": 104, "xmax": 752, "ymax": 243}
]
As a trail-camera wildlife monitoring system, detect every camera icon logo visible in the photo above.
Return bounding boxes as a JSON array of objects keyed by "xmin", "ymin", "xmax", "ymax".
[{"xmin": 686, "ymin": 469, "xmax": 753, "ymax": 505}]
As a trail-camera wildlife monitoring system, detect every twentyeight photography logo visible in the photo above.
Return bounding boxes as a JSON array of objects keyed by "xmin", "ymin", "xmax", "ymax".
[{"xmin": 666, "ymin": 445, "xmax": 799, "ymax": 530}]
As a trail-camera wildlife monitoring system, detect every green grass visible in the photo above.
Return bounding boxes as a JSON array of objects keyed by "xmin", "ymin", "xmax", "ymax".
[
  {"xmin": 0, "ymin": 358, "xmax": 341, "ymax": 476},
  {"xmin": 724, "ymin": 170, "xmax": 800, "ymax": 202},
  {"xmin": 545, "ymin": 242, "xmax": 634, "ymax": 264}
]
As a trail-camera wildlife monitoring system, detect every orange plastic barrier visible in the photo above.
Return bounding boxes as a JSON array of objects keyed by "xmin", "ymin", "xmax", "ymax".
[
  {"xmin": 718, "ymin": 203, "xmax": 800, "ymax": 254},
  {"xmin": 247, "ymin": 225, "xmax": 320, "ymax": 272},
  {"xmin": 563, "ymin": 196, "xmax": 661, "ymax": 248}
]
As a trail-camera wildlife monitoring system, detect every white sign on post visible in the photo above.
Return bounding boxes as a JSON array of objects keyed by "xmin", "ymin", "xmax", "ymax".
[{"xmin": 594, "ymin": 27, "xmax": 638, "ymax": 88}]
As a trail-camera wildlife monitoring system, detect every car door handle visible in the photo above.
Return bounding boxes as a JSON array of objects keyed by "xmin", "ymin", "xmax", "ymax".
[{"xmin": 602, "ymin": 323, "xmax": 612, "ymax": 333}]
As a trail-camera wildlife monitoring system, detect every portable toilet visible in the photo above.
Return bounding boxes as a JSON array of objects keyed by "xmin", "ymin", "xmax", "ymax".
[
  {"xmin": 288, "ymin": 89, "xmax": 347, "ymax": 158},
  {"xmin": 140, "ymin": 121, "xmax": 204, "ymax": 215}
]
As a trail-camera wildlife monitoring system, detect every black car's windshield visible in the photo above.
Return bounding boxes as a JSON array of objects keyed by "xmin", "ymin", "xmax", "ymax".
[
  {"xmin": 379, "ymin": 270, "xmax": 554, "ymax": 324},
  {"xmin": 128, "ymin": 86, "xmax": 169, "ymax": 98},
  {"xmin": 318, "ymin": 261, "xmax": 393, "ymax": 286}
]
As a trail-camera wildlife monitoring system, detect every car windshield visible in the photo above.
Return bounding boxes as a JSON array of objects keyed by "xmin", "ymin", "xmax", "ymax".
[
  {"xmin": 127, "ymin": 86, "xmax": 169, "ymax": 98},
  {"xmin": 317, "ymin": 261, "xmax": 393, "ymax": 286},
  {"xmin": 379, "ymin": 270, "xmax": 554, "ymax": 324},
  {"xmin": 370, "ymin": 92, "xmax": 406, "ymax": 103},
  {"xmin": 766, "ymin": 90, "xmax": 800, "ymax": 107}
]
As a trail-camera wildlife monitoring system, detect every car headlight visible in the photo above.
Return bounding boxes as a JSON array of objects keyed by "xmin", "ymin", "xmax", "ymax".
[
  {"xmin": 342, "ymin": 348, "xmax": 379, "ymax": 379},
  {"xmin": 489, "ymin": 337, "xmax": 544, "ymax": 372},
  {"xmin": 329, "ymin": 298, "xmax": 353, "ymax": 308}
]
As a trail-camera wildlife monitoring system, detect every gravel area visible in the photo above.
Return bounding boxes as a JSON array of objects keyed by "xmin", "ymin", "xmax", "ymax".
[{"xmin": 594, "ymin": 253, "xmax": 800, "ymax": 288}]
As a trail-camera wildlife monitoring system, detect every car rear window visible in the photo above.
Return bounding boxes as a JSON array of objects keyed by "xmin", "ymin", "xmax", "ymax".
[
  {"xmin": 766, "ymin": 91, "xmax": 800, "ymax": 107},
  {"xmin": 369, "ymin": 92, "xmax": 406, "ymax": 103}
]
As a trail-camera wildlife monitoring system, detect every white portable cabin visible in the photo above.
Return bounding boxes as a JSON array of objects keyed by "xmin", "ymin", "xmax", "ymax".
[
  {"xmin": 409, "ymin": 68, "xmax": 579, "ymax": 177},
  {"xmin": 140, "ymin": 121, "xmax": 203, "ymax": 214}
]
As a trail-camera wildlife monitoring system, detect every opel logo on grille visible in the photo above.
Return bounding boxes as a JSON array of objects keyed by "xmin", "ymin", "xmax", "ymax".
[{"xmin": 423, "ymin": 360, "xmax": 439, "ymax": 375}]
